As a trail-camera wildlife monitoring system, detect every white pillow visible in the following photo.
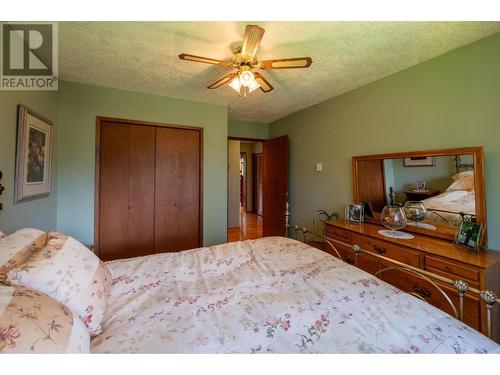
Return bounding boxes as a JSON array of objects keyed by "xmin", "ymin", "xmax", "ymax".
[
  {"xmin": 447, "ymin": 171, "xmax": 474, "ymax": 191},
  {"xmin": 6, "ymin": 232, "xmax": 112, "ymax": 336}
]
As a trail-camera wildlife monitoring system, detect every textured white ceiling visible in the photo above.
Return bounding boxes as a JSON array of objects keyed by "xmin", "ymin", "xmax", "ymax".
[{"xmin": 59, "ymin": 22, "xmax": 500, "ymax": 123}]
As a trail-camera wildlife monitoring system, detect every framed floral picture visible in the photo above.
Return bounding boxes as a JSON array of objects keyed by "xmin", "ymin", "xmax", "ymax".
[{"xmin": 15, "ymin": 105, "xmax": 54, "ymax": 203}]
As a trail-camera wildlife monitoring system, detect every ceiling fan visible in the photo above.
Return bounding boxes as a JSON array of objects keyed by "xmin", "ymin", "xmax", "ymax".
[{"xmin": 178, "ymin": 25, "xmax": 313, "ymax": 97}]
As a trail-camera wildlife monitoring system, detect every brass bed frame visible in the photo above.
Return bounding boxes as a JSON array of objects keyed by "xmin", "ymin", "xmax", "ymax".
[{"xmin": 284, "ymin": 204, "xmax": 499, "ymax": 340}]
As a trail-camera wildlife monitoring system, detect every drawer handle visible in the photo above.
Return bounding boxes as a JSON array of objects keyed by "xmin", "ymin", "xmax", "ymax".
[
  {"xmin": 345, "ymin": 258, "xmax": 354, "ymax": 265},
  {"xmin": 445, "ymin": 266, "xmax": 453, "ymax": 272},
  {"xmin": 373, "ymin": 245, "xmax": 387, "ymax": 254},
  {"xmin": 413, "ymin": 286, "xmax": 431, "ymax": 298}
]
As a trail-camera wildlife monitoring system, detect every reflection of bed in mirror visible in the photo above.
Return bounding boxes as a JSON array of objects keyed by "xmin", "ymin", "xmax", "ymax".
[
  {"xmin": 352, "ymin": 147, "xmax": 486, "ymax": 243},
  {"xmin": 417, "ymin": 155, "xmax": 475, "ymax": 226},
  {"xmin": 384, "ymin": 154, "xmax": 476, "ymax": 226},
  {"xmin": 421, "ymin": 170, "xmax": 476, "ymax": 226}
]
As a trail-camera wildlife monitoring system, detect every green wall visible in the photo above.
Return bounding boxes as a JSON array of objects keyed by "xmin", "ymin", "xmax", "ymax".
[
  {"xmin": 270, "ymin": 32, "xmax": 500, "ymax": 250},
  {"xmin": 228, "ymin": 119, "xmax": 269, "ymax": 140},
  {"xmin": 0, "ymin": 90, "xmax": 59, "ymax": 233},
  {"xmin": 57, "ymin": 81, "xmax": 228, "ymax": 246}
]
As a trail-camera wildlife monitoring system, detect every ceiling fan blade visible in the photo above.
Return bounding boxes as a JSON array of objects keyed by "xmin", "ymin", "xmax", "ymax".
[
  {"xmin": 259, "ymin": 57, "xmax": 313, "ymax": 70},
  {"xmin": 253, "ymin": 72, "xmax": 274, "ymax": 93},
  {"xmin": 178, "ymin": 53, "xmax": 230, "ymax": 66},
  {"xmin": 241, "ymin": 25, "xmax": 265, "ymax": 58},
  {"xmin": 207, "ymin": 72, "xmax": 238, "ymax": 89}
]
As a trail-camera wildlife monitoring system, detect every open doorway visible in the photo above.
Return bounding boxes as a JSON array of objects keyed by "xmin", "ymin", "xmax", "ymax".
[{"xmin": 228, "ymin": 139, "xmax": 263, "ymax": 242}]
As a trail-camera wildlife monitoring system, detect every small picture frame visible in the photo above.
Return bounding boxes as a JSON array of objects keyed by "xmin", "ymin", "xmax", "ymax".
[
  {"xmin": 455, "ymin": 221, "xmax": 484, "ymax": 252},
  {"xmin": 345, "ymin": 202, "xmax": 364, "ymax": 224},
  {"xmin": 361, "ymin": 202, "xmax": 374, "ymax": 218},
  {"xmin": 404, "ymin": 156, "xmax": 435, "ymax": 167},
  {"xmin": 415, "ymin": 180, "xmax": 427, "ymax": 191}
]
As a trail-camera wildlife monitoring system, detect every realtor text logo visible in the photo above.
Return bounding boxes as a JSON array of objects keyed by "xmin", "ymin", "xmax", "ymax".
[{"xmin": 1, "ymin": 22, "xmax": 58, "ymax": 90}]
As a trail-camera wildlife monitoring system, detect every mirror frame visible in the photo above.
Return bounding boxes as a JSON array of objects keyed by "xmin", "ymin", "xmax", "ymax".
[{"xmin": 352, "ymin": 146, "xmax": 487, "ymax": 244}]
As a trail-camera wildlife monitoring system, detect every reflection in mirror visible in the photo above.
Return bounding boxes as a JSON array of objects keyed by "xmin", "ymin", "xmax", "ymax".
[{"xmin": 383, "ymin": 154, "xmax": 475, "ymax": 227}]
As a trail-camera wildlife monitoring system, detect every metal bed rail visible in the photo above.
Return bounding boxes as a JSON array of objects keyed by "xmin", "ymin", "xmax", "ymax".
[{"xmin": 285, "ymin": 218, "xmax": 499, "ymax": 340}]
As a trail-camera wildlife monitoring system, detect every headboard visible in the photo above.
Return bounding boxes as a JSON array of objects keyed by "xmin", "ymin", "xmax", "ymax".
[{"xmin": 455, "ymin": 155, "xmax": 474, "ymax": 173}]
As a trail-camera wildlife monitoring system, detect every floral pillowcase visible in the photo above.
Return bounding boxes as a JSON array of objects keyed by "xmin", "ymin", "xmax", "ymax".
[
  {"xmin": 6, "ymin": 232, "xmax": 112, "ymax": 336},
  {"xmin": 0, "ymin": 228, "xmax": 47, "ymax": 284},
  {"xmin": 0, "ymin": 285, "xmax": 90, "ymax": 353}
]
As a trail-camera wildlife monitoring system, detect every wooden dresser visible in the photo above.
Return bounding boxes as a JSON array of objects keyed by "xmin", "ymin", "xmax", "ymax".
[{"xmin": 324, "ymin": 220, "xmax": 500, "ymax": 342}]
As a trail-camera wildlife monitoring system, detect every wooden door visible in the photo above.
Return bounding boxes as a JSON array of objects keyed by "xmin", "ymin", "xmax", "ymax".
[
  {"xmin": 98, "ymin": 122, "xmax": 155, "ymax": 261},
  {"xmin": 356, "ymin": 159, "xmax": 386, "ymax": 212},
  {"xmin": 253, "ymin": 153, "xmax": 263, "ymax": 216},
  {"xmin": 262, "ymin": 135, "xmax": 289, "ymax": 236},
  {"xmin": 240, "ymin": 152, "xmax": 247, "ymax": 211},
  {"xmin": 154, "ymin": 127, "xmax": 201, "ymax": 252}
]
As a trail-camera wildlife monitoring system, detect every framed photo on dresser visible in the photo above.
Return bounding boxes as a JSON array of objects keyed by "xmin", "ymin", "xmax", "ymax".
[
  {"xmin": 345, "ymin": 202, "xmax": 364, "ymax": 223},
  {"xmin": 14, "ymin": 105, "xmax": 54, "ymax": 203},
  {"xmin": 455, "ymin": 221, "xmax": 484, "ymax": 252}
]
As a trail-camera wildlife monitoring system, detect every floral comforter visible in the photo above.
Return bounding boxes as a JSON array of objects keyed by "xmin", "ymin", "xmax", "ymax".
[{"xmin": 91, "ymin": 237, "xmax": 499, "ymax": 353}]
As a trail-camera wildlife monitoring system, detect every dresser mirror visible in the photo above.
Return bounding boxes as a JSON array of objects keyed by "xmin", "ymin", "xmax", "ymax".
[{"xmin": 352, "ymin": 147, "xmax": 487, "ymax": 244}]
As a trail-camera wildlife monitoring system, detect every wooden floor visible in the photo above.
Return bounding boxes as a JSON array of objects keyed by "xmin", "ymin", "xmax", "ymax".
[{"xmin": 227, "ymin": 207, "xmax": 263, "ymax": 242}]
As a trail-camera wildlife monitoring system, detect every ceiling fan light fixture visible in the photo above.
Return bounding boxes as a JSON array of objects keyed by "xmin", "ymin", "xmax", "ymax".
[
  {"xmin": 229, "ymin": 73, "xmax": 260, "ymax": 97},
  {"xmin": 239, "ymin": 70, "xmax": 254, "ymax": 86},
  {"xmin": 179, "ymin": 25, "xmax": 313, "ymax": 95}
]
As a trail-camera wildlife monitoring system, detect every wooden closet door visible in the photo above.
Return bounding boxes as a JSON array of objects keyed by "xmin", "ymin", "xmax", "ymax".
[
  {"xmin": 357, "ymin": 159, "xmax": 386, "ymax": 212},
  {"xmin": 99, "ymin": 122, "xmax": 155, "ymax": 260},
  {"xmin": 154, "ymin": 127, "xmax": 201, "ymax": 252}
]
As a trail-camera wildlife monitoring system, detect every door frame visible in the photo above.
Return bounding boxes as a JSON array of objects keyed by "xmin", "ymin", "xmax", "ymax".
[
  {"xmin": 240, "ymin": 152, "xmax": 247, "ymax": 212},
  {"xmin": 226, "ymin": 136, "xmax": 266, "ymax": 241},
  {"xmin": 95, "ymin": 116, "xmax": 204, "ymax": 256},
  {"xmin": 252, "ymin": 152, "xmax": 263, "ymax": 216}
]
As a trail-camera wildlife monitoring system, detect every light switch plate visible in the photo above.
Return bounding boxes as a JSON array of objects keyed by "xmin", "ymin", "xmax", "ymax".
[{"xmin": 315, "ymin": 163, "xmax": 323, "ymax": 172}]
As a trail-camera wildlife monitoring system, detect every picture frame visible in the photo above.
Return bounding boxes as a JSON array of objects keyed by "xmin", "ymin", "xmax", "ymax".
[
  {"xmin": 361, "ymin": 202, "xmax": 374, "ymax": 218},
  {"xmin": 403, "ymin": 156, "xmax": 436, "ymax": 167},
  {"xmin": 455, "ymin": 221, "xmax": 484, "ymax": 252},
  {"xmin": 345, "ymin": 202, "xmax": 364, "ymax": 224},
  {"xmin": 415, "ymin": 180, "xmax": 427, "ymax": 191},
  {"xmin": 14, "ymin": 105, "xmax": 53, "ymax": 203}
]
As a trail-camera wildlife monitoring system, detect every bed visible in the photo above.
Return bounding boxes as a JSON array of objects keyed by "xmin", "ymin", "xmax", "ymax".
[
  {"xmin": 91, "ymin": 236, "xmax": 499, "ymax": 354},
  {"xmin": 422, "ymin": 171, "xmax": 476, "ymax": 226},
  {"xmin": 422, "ymin": 190, "xmax": 475, "ymax": 226}
]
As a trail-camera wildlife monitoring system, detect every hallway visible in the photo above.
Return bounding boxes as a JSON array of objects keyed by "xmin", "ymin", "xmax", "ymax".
[{"xmin": 228, "ymin": 208, "xmax": 262, "ymax": 242}]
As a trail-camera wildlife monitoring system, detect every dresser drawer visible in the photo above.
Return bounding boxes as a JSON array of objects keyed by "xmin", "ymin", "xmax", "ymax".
[
  {"xmin": 325, "ymin": 224, "xmax": 350, "ymax": 243},
  {"xmin": 351, "ymin": 233, "xmax": 420, "ymax": 267},
  {"xmin": 424, "ymin": 255, "xmax": 480, "ymax": 288},
  {"xmin": 330, "ymin": 242, "xmax": 379, "ymax": 275},
  {"xmin": 380, "ymin": 264, "xmax": 480, "ymax": 330},
  {"xmin": 357, "ymin": 252, "xmax": 380, "ymax": 275},
  {"xmin": 327, "ymin": 242, "xmax": 353, "ymax": 262}
]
